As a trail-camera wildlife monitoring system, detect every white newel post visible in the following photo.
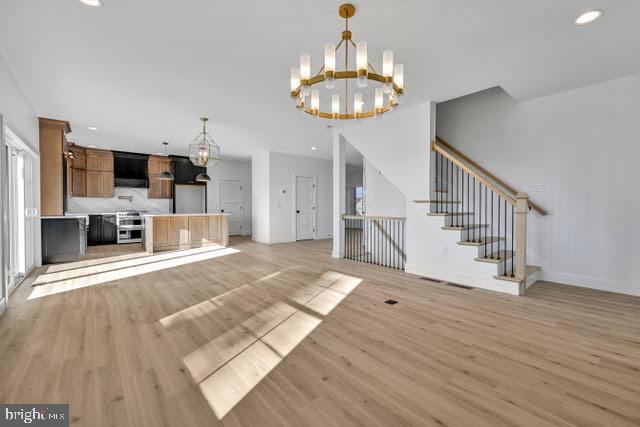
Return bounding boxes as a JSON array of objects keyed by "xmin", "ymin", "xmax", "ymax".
[
  {"xmin": 332, "ymin": 130, "xmax": 345, "ymax": 258},
  {"xmin": 515, "ymin": 193, "xmax": 529, "ymax": 291}
]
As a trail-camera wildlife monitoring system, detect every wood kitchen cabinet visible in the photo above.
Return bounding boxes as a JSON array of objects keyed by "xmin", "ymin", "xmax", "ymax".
[
  {"xmin": 148, "ymin": 155, "xmax": 172, "ymax": 199},
  {"xmin": 168, "ymin": 217, "xmax": 190, "ymax": 248},
  {"xmin": 83, "ymin": 149, "xmax": 114, "ymax": 197},
  {"xmin": 71, "ymin": 169, "xmax": 86, "ymax": 197},
  {"xmin": 189, "ymin": 216, "xmax": 209, "ymax": 245},
  {"xmin": 152, "ymin": 217, "xmax": 169, "ymax": 247},
  {"xmin": 39, "ymin": 118, "xmax": 71, "ymax": 216},
  {"xmin": 144, "ymin": 214, "xmax": 228, "ymax": 253}
]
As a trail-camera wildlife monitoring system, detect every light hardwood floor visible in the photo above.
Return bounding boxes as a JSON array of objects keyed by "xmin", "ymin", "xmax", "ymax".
[{"xmin": 1, "ymin": 238, "xmax": 639, "ymax": 426}]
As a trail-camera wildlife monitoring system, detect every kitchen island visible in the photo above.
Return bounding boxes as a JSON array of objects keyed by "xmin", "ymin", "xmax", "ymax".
[{"xmin": 143, "ymin": 213, "xmax": 229, "ymax": 254}]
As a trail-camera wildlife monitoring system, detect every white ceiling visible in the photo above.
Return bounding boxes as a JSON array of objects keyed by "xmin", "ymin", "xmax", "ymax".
[{"xmin": 1, "ymin": 0, "xmax": 639, "ymax": 163}]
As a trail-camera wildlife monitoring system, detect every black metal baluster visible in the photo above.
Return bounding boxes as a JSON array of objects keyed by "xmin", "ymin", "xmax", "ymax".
[
  {"xmin": 490, "ymin": 190, "xmax": 494, "ymax": 259},
  {"xmin": 346, "ymin": 218, "xmax": 349, "ymax": 259},
  {"xmin": 477, "ymin": 180, "xmax": 481, "ymax": 244},
  {"xmin": 491, "ymin": 196, "xmax": 500, "ymax": 259},
  {"xmin": 461, "ymin": 169, "xmax": 465, "ymax": 231},
  {"xmin": 472, "ymin": 177, "xmax": 476, "ymax": 242},
  {"xmin": 511, "ymin": 206, "xmax": 515, "ymax": 277},
  {"xmin": 401, "ymin": 220, "xmax": 405, "ymax": 270},
  {"xmin": 504, "ymin": 199, "xmax": 507, "ymax": 271},
  {"xmin": 484, "ymin": 186, "xmax": 487, "ymax": 253},
  {"xmin": 497, "ymin": 196, "xmax": 501, "ymax": 260},
  {"xmin": 435, "ymin": 153, "xmax": 439, "ymax": 213}
]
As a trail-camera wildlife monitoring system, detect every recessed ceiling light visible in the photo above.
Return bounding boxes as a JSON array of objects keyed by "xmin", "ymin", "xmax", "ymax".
[
  {"xmin": 80, "ymin": 0, "xmax": 102, "ymax": 6},
  {"xmin": 87, "ymin": 126, "xmax": 98, "ymax": 131},
  {"xmin": 311, "ymin": 146, "xmax": 317, "ymax": 150},
  {"xmin": 575, "ymin": 10, "xmax": 603, "ymax": 25}
]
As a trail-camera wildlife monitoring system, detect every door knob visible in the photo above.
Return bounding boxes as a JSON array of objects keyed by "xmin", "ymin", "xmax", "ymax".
[
  {"xmin": 221, "ymin": 209, "xmax": 224, "ymax": 212},
  {"xmin": 296, "ymin": 210, "xmax": 300, "ymax": 213}
]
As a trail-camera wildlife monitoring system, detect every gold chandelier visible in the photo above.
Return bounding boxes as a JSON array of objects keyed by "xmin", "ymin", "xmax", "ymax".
[{"xmin": 290, "ymin": 3, "xmax": 404, "ymax": 120}]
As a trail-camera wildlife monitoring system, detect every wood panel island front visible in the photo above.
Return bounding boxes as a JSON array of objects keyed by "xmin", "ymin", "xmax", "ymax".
[{"xmin": 143, "ymin": 214, "xmax": 229, "ymax": 254}]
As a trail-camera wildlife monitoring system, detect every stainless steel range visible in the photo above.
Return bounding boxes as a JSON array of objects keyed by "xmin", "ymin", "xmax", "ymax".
[{"xmin": 116, "ymin": 211, "xmax": 145, "ymax": 244}]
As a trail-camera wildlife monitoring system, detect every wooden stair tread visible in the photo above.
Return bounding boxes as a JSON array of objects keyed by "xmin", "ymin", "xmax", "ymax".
[
  {"xmin": 494, "ymin": 265, "xmax": 540, "ymax": 283},
  {"xmin": 457, "ymin": 237, "xmax": 505, "ymax": 246},
  {"xmin": 428, "ymin": 212, "xmax": 474, "ymax": 217},
  {"xmin": 475, "ymin": 250, "xmax": 515, "ymax": 264},
  {"xmin": 442, "ymin": 224, "xmax": 488, "ymax": 231}
]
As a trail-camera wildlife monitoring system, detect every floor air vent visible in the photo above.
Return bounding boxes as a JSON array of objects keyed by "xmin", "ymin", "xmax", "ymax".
[{"xmin": 385, "ymin": 299, "xmax": 398, "ymax": 305}]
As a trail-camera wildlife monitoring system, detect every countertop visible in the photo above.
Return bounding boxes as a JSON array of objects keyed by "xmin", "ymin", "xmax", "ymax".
[
  {"xmin": 42, "ymin": 214, "xmax": 89, "ymax": 220},
  {"xmin": 143, "ymin": 213, "xmax": 230, "ymax": 217}
]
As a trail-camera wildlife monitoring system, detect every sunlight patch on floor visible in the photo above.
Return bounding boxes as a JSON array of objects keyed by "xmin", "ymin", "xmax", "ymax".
[
  {"xmin": 165, "ymin": 270, "xmax": 362, "ymax": 419},
  {"xmin": 28, "ymin": 247, "xmax": 240, "ymax": 300},
  {"xmin": 198, "ymin": 310, "xmax": 322, "ymax": 419},
  {"xmin": 34, "ymin": 245, "xmax": 231, "ymax": 285}
]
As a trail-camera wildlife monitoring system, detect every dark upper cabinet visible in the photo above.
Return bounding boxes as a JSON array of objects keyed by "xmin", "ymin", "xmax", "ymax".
[
  {"xmin": 172, "ymin": 157, "xmax": 206, "ymax": 184},
  {"xmin": 113, "ymin": 151, "xmax": 149, "ymax": 188},
  {"xmin": 88, "ymin": 214, "xmax": 117, "ymax": 245}
]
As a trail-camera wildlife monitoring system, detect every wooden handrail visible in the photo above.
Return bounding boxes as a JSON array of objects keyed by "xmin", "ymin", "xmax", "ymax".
[
  {"xmin": 342, "ymin": 214, "xmax": 406, "ymax": 221},
  {"xmin": 432, "ymin": 142, "xmax": 517, "ymax": 206},
  {"xmin": 434, "ymin": 137, "xmax": 548, "ymax": 215}
]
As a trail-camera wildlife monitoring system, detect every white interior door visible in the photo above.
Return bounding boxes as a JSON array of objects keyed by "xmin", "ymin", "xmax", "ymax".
[
  {"xmin": 219, "ymin": 180, "xmax": 242, "ymax": 235},
  {"xmin": 175, "ymin": 185, "xmax": 205, "ymax": 214},
  {"xmin": 295, "ymin": 175, "xmax": 315, "ymax": 241}
]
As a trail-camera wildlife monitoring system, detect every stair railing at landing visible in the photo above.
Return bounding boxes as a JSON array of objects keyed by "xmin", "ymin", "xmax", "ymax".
[
  {"xmin": 415, "ymin": 137, "xmax": 548, "ymax": 286},
  {"xmin": 342, "ymin": 215, "xmax": 406, "ymax": 270}
]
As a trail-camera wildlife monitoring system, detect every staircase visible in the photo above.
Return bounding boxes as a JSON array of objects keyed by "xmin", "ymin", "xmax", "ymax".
[{"xmin": 414, "ymin": 138, "xmax": 546, "ymax": 295}]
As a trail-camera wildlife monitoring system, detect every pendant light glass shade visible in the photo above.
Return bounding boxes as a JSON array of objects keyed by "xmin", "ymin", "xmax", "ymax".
[
  {"xmin": 157, "ymin": 142, "xmax": 174, "ymax": 180},
  {"xmin": 188, "ymin": 117, "xmax": 220, "ymax": 167}
]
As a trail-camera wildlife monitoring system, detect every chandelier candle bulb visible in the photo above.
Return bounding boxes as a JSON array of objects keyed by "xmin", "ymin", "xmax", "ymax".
[
  {"xmin": 331, "ymin": 94, "xmax": 340, "ymax": 119},
  {"xmin": 374, "ymin": 87, "xmax": 384, "ymax": 115},
  {"xmin": 300, "ymin": 53, "xmax": 311, "ymax": 95},
  {"xmin": 356, "ymin": 41, "xmax": 368, "ymax": 88},
  {"xmin": 290, "ymin": 67, "xmax": 301, "ymax": 96},
  {"xmin": 354, "ymin": 93, "xmax": 363, "ymax": 118},
  {"xmin": 311, "ymin": 90, "xmax": 320, "ymax": 115},
  {"xmin": 393, "ymin": 64, "xmax": 404, "ymax": 94},
  {"xmin": 325, "ymin": 43, "xmax": 336, "ymax": 89},
  {"xmin": 383, "ymin": 50, "xmax": 394, "ymax": 93}
]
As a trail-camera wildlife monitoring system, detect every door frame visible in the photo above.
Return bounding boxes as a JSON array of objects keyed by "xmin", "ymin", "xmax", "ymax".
[
  {"xmin": 217, "ymin": 179, "xmax": 244, "ymax": 236},
  {"xmin": 292, "ymin": 173, "xmax": 318, "ymax": 241}
]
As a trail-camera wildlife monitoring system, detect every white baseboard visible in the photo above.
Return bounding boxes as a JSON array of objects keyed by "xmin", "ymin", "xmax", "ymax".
[
  {"xmin": 405, "ymin": 262, "xmax": 521, "ymax": 296},
  {"xmin": 542, "ymin": 270, "xmax": 640, "ymax": 297}
]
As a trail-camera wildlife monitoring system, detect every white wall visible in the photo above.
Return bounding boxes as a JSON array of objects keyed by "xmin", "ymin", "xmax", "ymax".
[
  {"xmin": 0, "ymin": 54, "xmax": 38, "ymax": 152},
  {"xmin": 206, "ymin": 159, "xmax": 252, "ymax": 235},
  {"xmin": 269, "ymin": 151, "xmax": 332, "ymax": 243},
  {"xmin": 0, "ymin": 54, "xmax": 40, "ymax": 310},
  {"xmin": 363, "ymin": 159, "xmax": 406, "ymax": 217},
  {"xmin": 437, "ymin": 75, "xmax": 640, "ymax": 296},
  {"xmin": 251, "ymin": 151, "xmax": 270, "ymax": 243},
  {"xmin": 340, "ymin": 103, "xmax": 433, "ymax": 201}
]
